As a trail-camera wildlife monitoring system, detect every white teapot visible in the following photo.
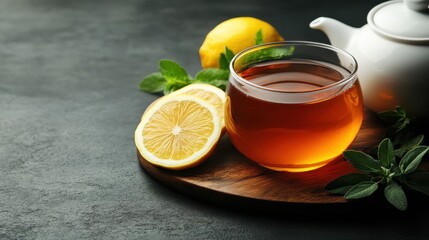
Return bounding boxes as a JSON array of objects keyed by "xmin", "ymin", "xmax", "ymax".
[{"xmin": 310, "ymin": 0, "xmax": 429, "ymax": 119}]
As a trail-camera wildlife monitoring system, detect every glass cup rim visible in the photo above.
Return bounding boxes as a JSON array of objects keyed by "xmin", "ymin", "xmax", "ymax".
[{"xmin": 229, "ymin": 40, "xmax": 359, "ymax": 94}]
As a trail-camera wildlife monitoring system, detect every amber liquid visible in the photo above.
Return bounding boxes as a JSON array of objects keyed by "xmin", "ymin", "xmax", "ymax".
[{"xmin": 226, "ymin": 60, "xmax": 364, "ymax": 172}]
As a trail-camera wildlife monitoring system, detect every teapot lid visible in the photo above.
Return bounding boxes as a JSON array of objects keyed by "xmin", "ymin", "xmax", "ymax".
[{"xmin": 368, "ymin": 0, "xmax": 429, "ymax": 43}]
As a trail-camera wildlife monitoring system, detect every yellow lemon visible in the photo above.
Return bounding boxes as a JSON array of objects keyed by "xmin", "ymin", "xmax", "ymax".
[
  {"xmin": 199, "ymin": 17, "xmax": 284, "ymax": 69},
  {"xmin": 135, "ymin": 95, "xmax": 221, "ymax": 170}
]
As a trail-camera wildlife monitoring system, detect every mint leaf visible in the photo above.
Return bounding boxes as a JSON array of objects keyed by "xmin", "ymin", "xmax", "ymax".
[
  {"xmin": 399, "ymin": 146, "xmax": 429, "ymax": 174},
  {"xmin": 195, "ymin": 68, "xmax": 230, "ymax": 82},
  {"xmin": 378, "ymin": 138, "xmax": 395, "ymax": 168},
  {"xmin": 325, "ymin": 173, "xmax": 372, "ymax": 194},
  {"xmin": 405, "ymin": 172, "xmax": 429, "ymax": 196},
  {"xmin": 343, "ymin": 150, "xmax": 381, "ymax": 173},
  {"xmin": 139, "ymin": 59, "xmax": 229, "ymax": 95},
  {"xmin": 384, "ymin": 181, "xmax": 407, "ymax": 211},
  {"xmin": 200, "ymin": 79, "xmax": 228, "ymax": 91},
  {"xmin": 235, "ymin": 46, "xmax": 294, "ymax": 68},
  {"xmin": 218, "ymin": 47, "xmax": 234, "ymax": 71},
  {"xmin": 139, "ymin": 72, "xmax": 166, "ymax": 93},
  {"xmin": 224, "ymin": 46, "xmax": 234, "ymax": 63},
  {"xmin": 195, "ymin": 68, "xmax": 230, "ymax": 91},
  {"xmin": 255, "ymin": 29, "xmax": 263, "ymax": 45},
  {"xmin": 159, "ymin": 59, "xmax": 190, "ymax": 83},
  {"xmin": 219, "ymin": 53, "xmax": 229, "ymax": 70},
  {"xmin": 163, "ymin": 81, "xmax": 188, "ymax": 95},
  {"xmin": 344, "ymin": 181, "xmax": 379, "ymax": 199}
]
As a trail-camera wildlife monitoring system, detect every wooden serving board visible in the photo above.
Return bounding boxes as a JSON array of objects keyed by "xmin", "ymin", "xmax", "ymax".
[{"xmin": 138, "ymin": 109, "xmax": 428, "ymax": 212}]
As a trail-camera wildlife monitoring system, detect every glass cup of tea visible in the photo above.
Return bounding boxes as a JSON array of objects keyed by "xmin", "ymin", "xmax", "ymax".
[{"xmin": 225, "ymin": 41, "xmax": 364, "ymax": 172}]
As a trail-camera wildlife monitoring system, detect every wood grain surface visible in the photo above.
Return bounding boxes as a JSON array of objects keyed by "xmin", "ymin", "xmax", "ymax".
[{"xmin": 138, "ymin": 109, "xmax": 428, "ymax": 211}]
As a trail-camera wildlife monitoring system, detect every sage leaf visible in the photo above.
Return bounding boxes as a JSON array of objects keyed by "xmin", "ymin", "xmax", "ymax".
[
  {"xmin": 384, "ymin": 181, "xmax": 407, "ymax": 211},
  {"xmin": 325, "ymin": 173, "xmax": 371, "ymax": 194},
  {"xmin": 378, "ymin": 106, "xmax": 407, "ymax": 123},
  {"xmin": 394, "ymin": 134, "xmax": 425, "ymax": 158},
  {"xmin": 396, "ymin": 106, "xmax": 406, "ymax": 116},
  {"xmin": 255, "ymin": 29, "xmax": 263, "ymax": 45},
  {"xmin": 159, "ymin": 59, "xmax": 189, "ymax": 83},
  {"xmin": 378, "ymin": 138, "xmax": 395, "ymax": 168},
  {"xmin": 405, "ymin": 172, "xmax": 429, "ymax": 196},
  {"xmin": 391, "ymin": 118, "xmax": 410, "ymax": 133},
  {"xmin": 344, "ymin": 181, "xmax": 379, "ymax": 199},
  {"xmin": 343, "ymin": 150, "xmax": 381, "ymax": 173},
  {"xmin": 378, "ymin": 109, "xmax": 403, "ymax": 124},
  {"xmin": 139, "ymin": 73, "xmax": 166, "ymax": 93},
  {"xmin": 399, "ymin": 146, "xmax": 429, "ymax": 174}
]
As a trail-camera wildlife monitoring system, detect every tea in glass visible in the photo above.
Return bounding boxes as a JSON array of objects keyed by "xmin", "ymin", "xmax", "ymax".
[{"xmin": 226, "ymin": 41, "xmax": 363, "ymax": 172}]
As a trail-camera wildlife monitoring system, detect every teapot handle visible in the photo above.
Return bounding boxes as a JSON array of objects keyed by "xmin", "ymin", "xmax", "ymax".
[{"xmin": 404, "ymin": 0, "xmax": 429, "ymax": 12}]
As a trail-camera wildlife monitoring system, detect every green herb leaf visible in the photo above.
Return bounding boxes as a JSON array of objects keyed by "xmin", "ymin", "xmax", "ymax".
[
  {"xmin": 390, "ymin": 165, "xmax": 402, "ymax": 177},
  {"xmin": 159, "ymin": 59, "xmax": 190, "ymax": 83},
  {"xmin": 219, "ymin": 53, "xmax": 229, "ymax": 70},
  {"xmin": 139, "ymin": 72, "xmax": 167, "ymax": 93},
  {"xmin": 255, "ymin": 29, "xmax": 263, "ymax": 45},
  {"xmin": 195, "ymin": 68, "xmax": 230, "ymax": 91},
  {"xmin": 396, "ymin": 106, "xmax": 406, "ymax": 116},
  {"xmin": 405, "ymin": 172, "xmax": 429, "ymax": 196},
  {"xmin": 224, "ymin": 46, "xmax": 235, "ymax": 63},
  {"xmin": 163, "ymin": 81, "xmax": 188, "ymax": 95},
  {"xmin": 202, "ymin": 79, "xmax": 228, "ymax": 91},
  {"xmin": 325, "ymin": 105, "xmax": 428, "ymax": 211},
  {"xmin": 399, "ymin": 146, "xmax": 429, "ymax": 174},
  {"xmin": 378, "ymin": 138, "xmax": 395, "ymax": 168},
  {"xmin": 394, "ymin": 134, "xmax": 425, "ymax": 158},
  {"xmin": 390, "ymin": 118, "xmax": 410, "ymax": 133},
  {"xmin": 378, "ymin": 106, "xmax": 406, "ymax": 124},
  {"xmin": 384, "ymin": 181, "xmax": 408, "ymax": 211},
  {"xmin": 218, "ymin": 47, "xmax": 234, "ymax": 71},
  {"xmin": 344, "ymin": 181, "xmax": 379, "ymax": 199},
  {"xmin": 325, "ymin": 173, "xmax": 372, "ymax": 194},
  {"xmin": 195, "ymin": 68, "xmax": 230, "ymax": 82},
  {"xmin": 343, "ymin": 150, "xmax": 381, "ymax": 173},
  {"xmin": 235, "ymin": 46, "xmax": 295, "ymax": 69},
  {"xmin": 378, "ymin": 106, "xmax": 417, "ymax": 142}
]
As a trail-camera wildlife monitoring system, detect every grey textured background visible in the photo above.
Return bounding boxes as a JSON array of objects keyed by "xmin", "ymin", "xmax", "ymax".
[{"xmin": 1, "ymin": 0, "xmax": 427, "ymax": 239}]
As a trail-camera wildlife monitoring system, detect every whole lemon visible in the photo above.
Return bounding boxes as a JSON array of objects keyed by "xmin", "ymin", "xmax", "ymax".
[{"xmin": 199, "ymin": 17, "xmax": 284, "ymax": 69}]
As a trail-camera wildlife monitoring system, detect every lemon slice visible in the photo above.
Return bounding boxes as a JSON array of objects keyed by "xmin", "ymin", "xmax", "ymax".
[
  {"xmin": 135, "ymin": 95, "xmax": 221, "ymax": 170},
  {"xmin": 168, "ymin": 83, "xmax": 226, "ymax": 129}
]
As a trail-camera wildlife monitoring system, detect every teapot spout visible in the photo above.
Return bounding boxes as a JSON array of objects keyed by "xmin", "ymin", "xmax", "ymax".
[{"xmin": 310, "ymin": 17, "xmax": 358, "ymax": 50}]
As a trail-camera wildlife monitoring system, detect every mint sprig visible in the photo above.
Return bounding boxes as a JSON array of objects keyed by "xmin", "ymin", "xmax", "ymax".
[
  {"xmin": 326, "ymin": 137, "xmax": 429, "ymax": 211},
  {"xmin": 139, "ymin": 30, "xmax": 292, "ymax": 95},
  {"xmin": 139, "ymin": 59, "xmax": 229, "ymax": 94}
]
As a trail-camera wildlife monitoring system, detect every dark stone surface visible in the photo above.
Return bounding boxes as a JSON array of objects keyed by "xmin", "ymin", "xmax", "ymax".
[{"xmin": 1, "ymin": 0, "xmax": 427, "ymax": 239}]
